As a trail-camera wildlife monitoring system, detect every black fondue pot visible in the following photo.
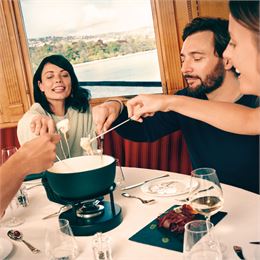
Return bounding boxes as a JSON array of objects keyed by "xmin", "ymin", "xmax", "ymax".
[{"xmin": 45, "ymin": 155, "xmax": 116, "ymax": 201}]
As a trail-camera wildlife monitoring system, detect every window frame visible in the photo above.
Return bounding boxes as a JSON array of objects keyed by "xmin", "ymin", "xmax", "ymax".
[{"xmin": 0, "ymin": 0, "xmax": 228, "ymax": 128}]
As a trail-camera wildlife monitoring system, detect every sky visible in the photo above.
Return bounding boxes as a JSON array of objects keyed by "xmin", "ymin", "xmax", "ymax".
[{"xmin": 20, "ymin": 0, "xmax": 154, "ymax": 38}]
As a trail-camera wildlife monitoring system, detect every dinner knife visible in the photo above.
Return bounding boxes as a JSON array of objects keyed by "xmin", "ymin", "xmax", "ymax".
[{"xmin": 121, "ymin": 174, "xmax": 170, "ymax": 190}]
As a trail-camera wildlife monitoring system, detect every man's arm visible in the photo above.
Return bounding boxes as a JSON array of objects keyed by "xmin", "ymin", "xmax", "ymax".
[
  {"xmin": 0, "ymin": 134, "xmax": 60, "ymax": 216},
  {"xmin": 93, "ymin": 100, "xmax": 181, "ymax": 142},
  {"xmin": 127, "ymin": 94, "xmax": 260, "ymax": 135}
]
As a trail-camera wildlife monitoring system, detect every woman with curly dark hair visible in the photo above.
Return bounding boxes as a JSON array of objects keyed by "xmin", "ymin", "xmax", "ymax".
[{"xmin": 17, "ymin": 55, "xmax": 96, "ymax": 159}]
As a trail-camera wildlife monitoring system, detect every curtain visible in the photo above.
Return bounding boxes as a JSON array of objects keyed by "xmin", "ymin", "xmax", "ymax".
[{"xmin": 1, "ymin": 127, "xmax": 192, "ymax": 174}]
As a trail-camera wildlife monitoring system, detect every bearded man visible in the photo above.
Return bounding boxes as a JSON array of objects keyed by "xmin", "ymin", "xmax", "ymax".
[{"xmin": 93, "ymin": 17, "xmax": 259, "ymax": 193}]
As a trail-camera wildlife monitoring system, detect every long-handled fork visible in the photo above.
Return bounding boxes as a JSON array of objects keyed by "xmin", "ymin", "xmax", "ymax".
[{"xmin": 90, "ymin": 118, "xmax": 132, "ymax": 144}]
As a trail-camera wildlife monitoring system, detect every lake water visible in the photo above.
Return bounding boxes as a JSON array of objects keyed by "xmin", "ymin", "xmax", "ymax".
[{"xmin": 73, "ymin": 50, "xmax": 162, "ymax": 98}]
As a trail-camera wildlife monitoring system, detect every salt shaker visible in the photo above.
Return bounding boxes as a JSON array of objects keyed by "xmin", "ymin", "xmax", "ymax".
[
  {"xmin": 16, "ymin": 184, "xmax": 29, "ymax": 207},
  {"xmin": 92, "ymin": 232, "xmax": 113, "ymax": 260}
]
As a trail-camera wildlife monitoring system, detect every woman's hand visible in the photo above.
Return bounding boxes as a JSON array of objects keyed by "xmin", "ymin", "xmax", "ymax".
[
  {"xmin": 127, "ymin": 94, "xmax": 171, "ymax": 122},
  {"xmin": 30, "ymin": 115, "xmax": 56, "ymax": 135}
]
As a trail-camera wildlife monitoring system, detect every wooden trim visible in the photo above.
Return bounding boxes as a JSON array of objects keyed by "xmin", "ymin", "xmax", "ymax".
[
  {"xmin": 151, "ymin": 0, "xmax": 185, "ymax": 95},
  {"xmin": 0, "ymin": 0, "xmax": 29, "ymax": 128},
  {"xmin": 13, "ymin": 0, "xmax": 33, "ymax": 105}
]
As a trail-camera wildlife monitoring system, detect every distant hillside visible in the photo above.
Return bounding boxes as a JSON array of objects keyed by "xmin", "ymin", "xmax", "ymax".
[{"xmin": 28, "ymin": 27, "xmax": 157, "ymax": 71}]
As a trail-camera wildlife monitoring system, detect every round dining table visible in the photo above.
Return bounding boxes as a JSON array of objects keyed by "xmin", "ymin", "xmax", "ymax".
[{"xmin": 0, "ymin": 167, "xmax": 259, "ymax": 259}]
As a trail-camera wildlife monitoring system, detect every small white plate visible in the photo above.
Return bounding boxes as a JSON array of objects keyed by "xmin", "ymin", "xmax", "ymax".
[
  {"xmin": 0, "ymin": 238, "xmax": 13, "ymax": 259},
  {"xmin": 141, "ymin": 178, "xmax": 199, "ymax": 197}
]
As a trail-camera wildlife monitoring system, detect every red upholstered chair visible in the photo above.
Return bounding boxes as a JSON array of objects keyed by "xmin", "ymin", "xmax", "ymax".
[{"xmin": 1, "ymin": 127, "xmax": 192, "ymax": 175}]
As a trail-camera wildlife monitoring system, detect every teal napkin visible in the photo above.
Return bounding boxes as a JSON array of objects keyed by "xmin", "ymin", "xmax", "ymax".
[{"xmin": 129, "ymin": 205, "xmax": 227, "ymax": 252}]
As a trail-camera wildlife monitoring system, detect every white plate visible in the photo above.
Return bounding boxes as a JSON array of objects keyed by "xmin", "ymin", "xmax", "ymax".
[
  {"xmin": 0, "ymin": 238, "xmax": 13, "ymax": 259},
  {"xmin": 141, "ymin": 178, "xmax": 199, "ymax": 197}
]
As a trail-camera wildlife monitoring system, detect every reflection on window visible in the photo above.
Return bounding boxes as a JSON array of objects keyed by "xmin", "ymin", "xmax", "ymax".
[{"xmin": 20, "ymin": 0, "xmax": 162, "ymax": 98}]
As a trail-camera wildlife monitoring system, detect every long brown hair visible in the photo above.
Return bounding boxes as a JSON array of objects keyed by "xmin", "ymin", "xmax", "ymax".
[{"xmin": 229, "ymin": 1, "xmax": 259, "ymax": 34}]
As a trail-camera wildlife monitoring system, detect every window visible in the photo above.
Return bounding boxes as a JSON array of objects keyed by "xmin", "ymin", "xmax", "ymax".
[{"xmin": 20, "ymin": 0, "xmax": 162, "ymax": 98}]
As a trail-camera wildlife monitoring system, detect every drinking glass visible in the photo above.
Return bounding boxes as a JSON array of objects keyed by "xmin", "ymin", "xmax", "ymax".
[
  {"xmin": 92, "ymin": 232, "xmax": 113, "ymax": 260},
  {"xmin": 45, "ymin": 219, "xmax": 79, "ymax": 260},
  {"xmin": 1, "ymin": 146, "xmax": 25, "ymax": 227},
  {"xmin": 183, "ymin": 220, "xmax": 222, "ymax": 260},
  {"xmin": 115, "ymin": 159, "xmax": 126, "ymax": 188},
  {"xmin": 189, "ymin": 168, "xmax": 224, "ymax": 224}
]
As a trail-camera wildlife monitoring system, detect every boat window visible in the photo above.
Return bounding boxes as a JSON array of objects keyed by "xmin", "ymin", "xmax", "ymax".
[{"xmin": 20, "ymin": 0, "xmax": 162, "ymax": 98}]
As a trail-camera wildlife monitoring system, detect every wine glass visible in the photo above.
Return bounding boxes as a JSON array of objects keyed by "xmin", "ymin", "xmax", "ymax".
[
  {"xmin": 115, "ymin": 158, "xmax": 126, "ymax": 188},
  {"xmin": 45, "ymin": 218, "xmax": 79, "ymax": 260},
  {"xmin": 189, "ymin": 168, "xmax": 224, "ymax": 225},
  {"xmin": 183, "ymin": 220, "xmax": 222, "ymax": 260},
  {"xmin": 1, "ymin": 146, "xmax": 24, "ymax": 227}
]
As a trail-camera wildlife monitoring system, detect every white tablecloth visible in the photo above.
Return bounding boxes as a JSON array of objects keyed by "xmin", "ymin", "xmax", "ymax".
[{"xmin": 0, "ymin": 167, "xmax": 259, "ymax": 259}]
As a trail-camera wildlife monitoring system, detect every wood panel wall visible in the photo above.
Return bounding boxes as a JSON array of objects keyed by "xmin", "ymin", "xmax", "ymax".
[{"xmin": 0, "ymin": 0, "xmax": 32, "ymax": 129}]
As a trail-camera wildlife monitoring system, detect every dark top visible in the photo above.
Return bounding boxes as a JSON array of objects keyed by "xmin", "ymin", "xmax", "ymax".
[{"xmin": 114, "ymin": 88, "xmax": 259, "ymax": 194}]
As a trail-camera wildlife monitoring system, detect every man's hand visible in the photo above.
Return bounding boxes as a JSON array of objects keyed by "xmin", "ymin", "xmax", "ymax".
[
  {"xmin": 92, "ymin": 101, "xmax": 122, "ymax": 135},
  {"xmin": 30, "ymin": 115, "xmax": 56, "ymax": 135},
  {"xmin": 18, "ymin": 134, "xmax": 61, "ymax": 173}
]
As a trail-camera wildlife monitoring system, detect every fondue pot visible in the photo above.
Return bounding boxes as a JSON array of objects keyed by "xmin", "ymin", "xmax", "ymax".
[
  {"xmin": 45, "ymin": 155, "xmax": 122, "ymax": 236},
  {"xmin": 45, "ymin": 155, "xmax": 116, "ymax": 201}
]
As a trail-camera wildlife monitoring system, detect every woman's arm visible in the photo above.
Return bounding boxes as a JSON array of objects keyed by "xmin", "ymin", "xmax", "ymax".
[
  {"xmin": 0, "ymin": 134, "xmax": 60, "ymax": 216},
  {"xmin": 127, "ymin": 94, "xmax": 260, "ymax": 135}
]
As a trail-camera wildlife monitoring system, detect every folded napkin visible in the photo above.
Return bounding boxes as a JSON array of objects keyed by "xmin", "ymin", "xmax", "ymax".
[{"xmin": 129, "ymin": 205, "xmax": 227, "ymax": 252}]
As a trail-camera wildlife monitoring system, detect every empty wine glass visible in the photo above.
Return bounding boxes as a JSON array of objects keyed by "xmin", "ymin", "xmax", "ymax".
[
  {"xmin": 183, "ymin": 220, "xmax": 222, "ymax": 260},
  {"xmin": 45, "ymin": 218, "xmax": 79, "ymax": 260},
  {"xmin": 115, "ymin": 159, "xmax": 126, "ymax": 188},
  {"xmin": 189, "ymin": 168, "xmax": 224, "ymax": 225},
  {"xmin": 1, "ymin": 146, "xmax": 24, "ymax": 227}
]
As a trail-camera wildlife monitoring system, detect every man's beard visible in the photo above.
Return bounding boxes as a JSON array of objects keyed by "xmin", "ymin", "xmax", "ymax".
[{"xmin": 184, "ymin": 60, "xmax": 225, "ymax": 97}]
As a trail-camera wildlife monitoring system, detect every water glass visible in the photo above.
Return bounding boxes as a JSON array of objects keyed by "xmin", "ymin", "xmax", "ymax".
[
  {"xmin": 183, "ymin": 220, "xmax": 222, "ymax": 260},
  {"xmin": 16, "ymin": 183, "xmax": 29, "ymax": 207},
  {"xmin": 92, "ymin": 232, "xmax": 113, "ymax": 260},
  {"xmin": 115, "ymin": 159, "xmax": 126, "ymax": 188},
  {"xmin": 1, "ymin": 146, "xmax": 26, "ymax": 227},
  {"xmin": 45, "ymin": 219, "xmax": 79, "ymax": 260}
]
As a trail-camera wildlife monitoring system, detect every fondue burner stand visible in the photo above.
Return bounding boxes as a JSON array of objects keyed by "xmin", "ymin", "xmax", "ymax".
[{"xmin": 59, "ymin": 183, "xmax": 122, "ymax": 236}]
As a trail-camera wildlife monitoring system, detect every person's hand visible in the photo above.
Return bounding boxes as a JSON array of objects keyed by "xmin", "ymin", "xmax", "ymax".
[
  {"xmin": 30, "ymin": 115, "xmax": 56, "ymax": 135},
  {"xmin": 92, "ymin": 101, "xmax": 122, "ymax": 135},
  {"xmin": 127, "ymin": 94, "xmax": 169, "ymax": 122},
  {"xmin": 18, "ymin": 134, "xmax": 61, "ymax": 173}
]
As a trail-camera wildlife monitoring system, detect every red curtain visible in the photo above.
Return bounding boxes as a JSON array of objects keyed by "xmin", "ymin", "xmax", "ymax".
[
  {"xmin": 1, "ymin": 127, "xmax": 192, "ymax": 174},
  {"xmin": 104, "ymin": 131, "xmax": 192, "ymax": 175}
]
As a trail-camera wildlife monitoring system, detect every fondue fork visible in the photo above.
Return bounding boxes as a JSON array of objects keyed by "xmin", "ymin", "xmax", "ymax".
[
  {"xmin": 55, "ymin": 155, "xmax": 74, "ymax": 171},
  {"xmin": 90, "ymin": 117, "xmax": 132, "ymax": 143}
]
